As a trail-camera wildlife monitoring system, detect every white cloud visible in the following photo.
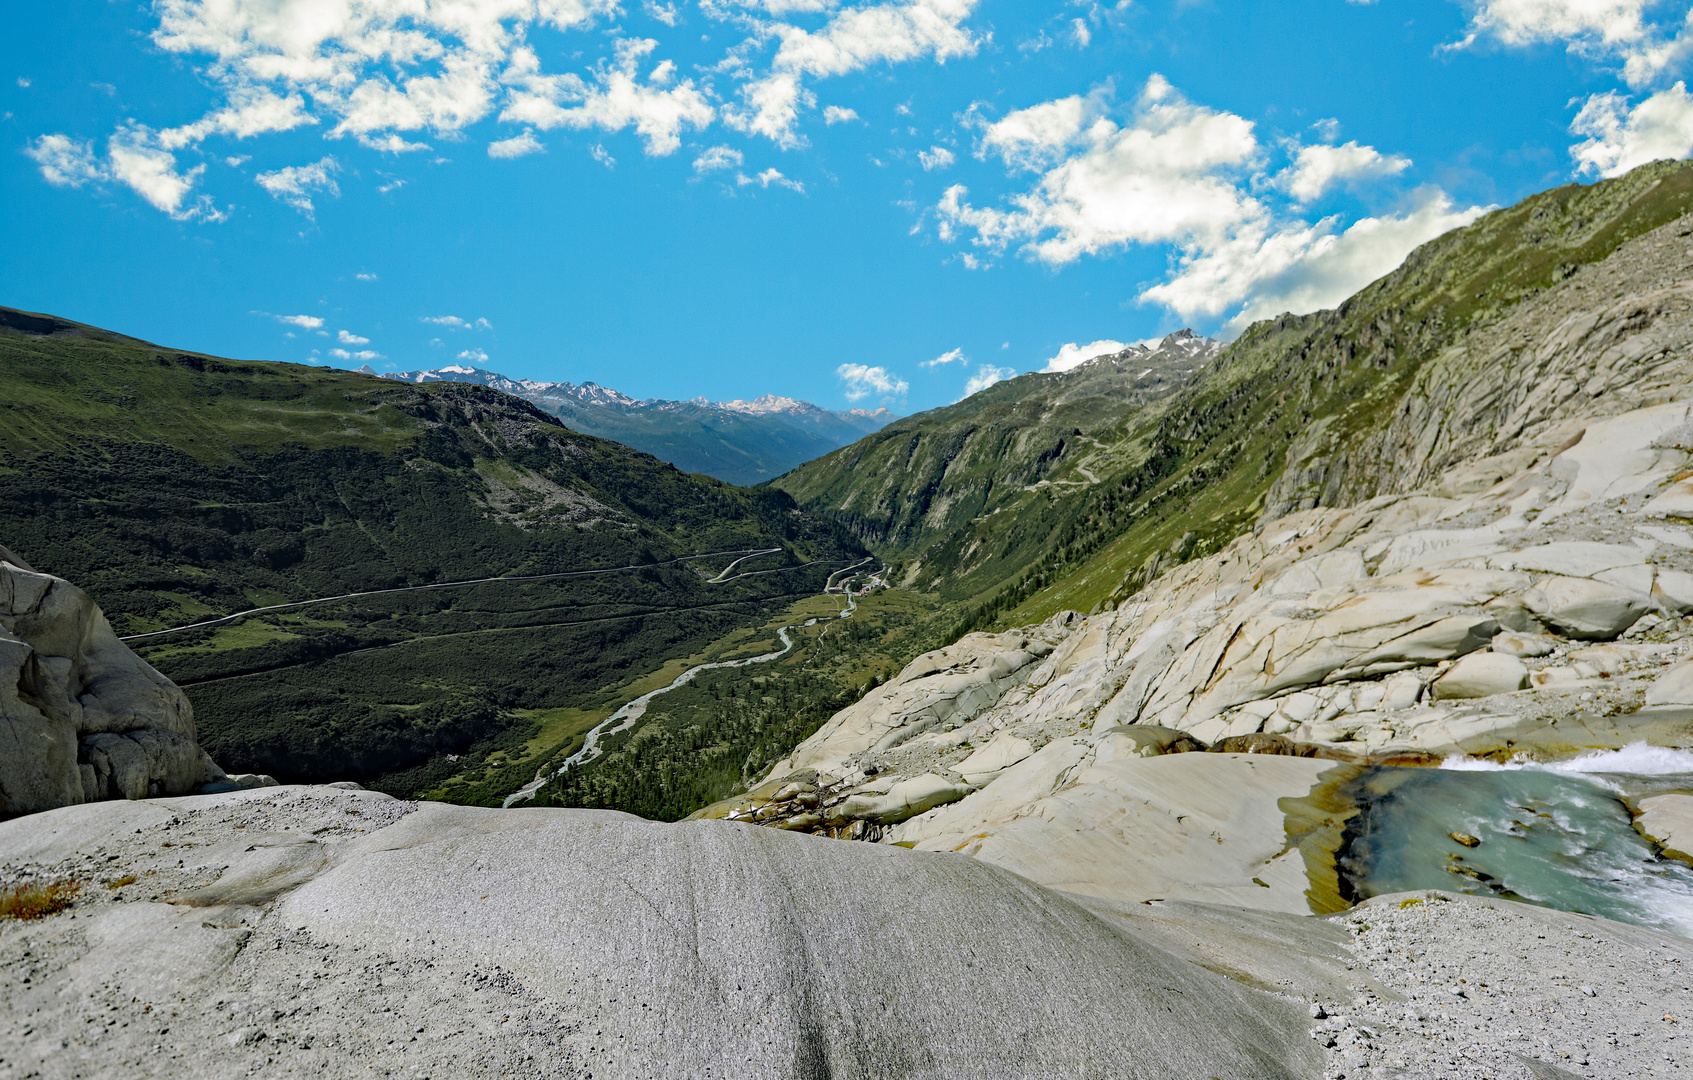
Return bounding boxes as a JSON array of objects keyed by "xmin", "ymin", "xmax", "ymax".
[
  {"xmin": 256, "ymin": 156, "xmax": 340, "ymax": 216},
  {"xmin": 25, "ymin": 135, "xmax": 103, "ymax": 188},
  {"xmin": 16, "ymin": 78, "xmax": 28, "ymax": 89},
  {"xmin": 962, "ymin": 363, "xmax": 1015, "ymax": 397},
  {"xmin": 457, "ymin": 348, "xmax": 490, "ymax": 362},
  {"xmin": 339, "ymin": 330, "xmax": 370, "ymax": 344},
  {"xmin": 837, "ymin": 362, "xmax": 909, "ymax": 400},
  {"xmin": 273, "ymin": 314, "xmax": 324, "ymax": 329},
  {"xmin": 942, "ymin": 77, "xmax": 1260, "ymax": 264},
  {"xmin": 422, "ymin": 315, "xmax": 469, "ymax": 327},
  {"xmin": 361, "ymin": 133, "xmax": 432, "ymax": 153},
  {"xmin": 645, "ymin": 0, "xmax": 682, "ymax": 26},
  {"xmin": 489, "ymin": 129, "xmax": 544, "ymax": 158},
  {"xmin": 737, "ymin": 166, "xmax": 805, "ymax": 191},
  {"xmin": 476, "ymin": 317, "xmax": 492, "ymax": 329},
  {"xmin": 922, "ymin": 347, "xmax": 967, "ymax": 367},
  {"xmin": 1447, "ymin": 0, "xmax": 1693, "ymax": 89},
  {"xmin": 501, "ymin": 38, "xmax": 712, "ymax": 156},
  {"xmin": 590, "ymin": 143, "xmax": 617, "ymax": 168},
  {"xmin": 1069, "ymin": 18, "xmax": 1091, "ymax": 47},
  {"xmin": 726, "ymin": 0, "xmax": 982, "ymax": 147},
  {"xmin": 823, "ymin": 105, "xmax": 860, "ymax": 124},
  {"xmin": 1276, "ymin": 140, "xmax": 1411, "ymax": 202},
  {"xmin": 1571, "ymin": 82, "xmax": 1693, "ymax": 176},
  {"xmin": 694, "ymin": 144, "xmax": 744, "ymax": 172},
  {"xmin": 919, "ymin": 145, "xmax": 955, "ymax": 170},
  {"xmin": 330, "ymin": 347, "xmax": 383, "ymax": 360},
  {"xmin": 1144, "ymin": 190, "xmax": 1487, "ymax": 336},
  {"xmin": 1310, "ymin": 117, "xmax": 1342, "ymax": 142},
  {"xmin": 1041, "ymin": 339, "xmax": 1125, "ymax": 373},
  {"xmin": 356, "ymin": 272, "xmax": 378, "ymax": 281},
  {"xmin": 226, "ymin": 154, "xmax": 250, "ymax": 167},
  {"xmin": 156, "ymin": 87, "xmax": 315, "ymax": 150},
  {"xmin": 938, "ymin": 75, "xmax": 1482, "ymax": 337}
]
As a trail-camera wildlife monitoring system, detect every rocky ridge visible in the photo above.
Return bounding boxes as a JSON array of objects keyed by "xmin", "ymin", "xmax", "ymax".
[{"xmin": 702, "ymin": 184, "xmax": 1693, "ymax": 927}]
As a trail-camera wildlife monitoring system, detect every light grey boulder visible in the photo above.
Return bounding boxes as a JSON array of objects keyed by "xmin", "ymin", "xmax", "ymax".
[
  {"xmin": 1646, "ymin": 656, "xmax": 1693, "ymax": 706},
  {"xmin": 1521, "ymin": 575, "xmax": 1651, "ymax": 639},
  {"xmin": 1431, "ymin": 652, "xmax": 1530, "ymax": 699},
  {"xmin": 1490, "ymin": 630, "xmax": 1559, "ymax": 658},
  {"xmin": 0, "ymin": 543, "xmax": 222, "ymax": 817}
]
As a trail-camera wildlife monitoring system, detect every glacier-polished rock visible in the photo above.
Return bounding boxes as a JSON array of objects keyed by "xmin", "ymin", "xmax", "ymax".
[{"xmin": 0, "ymin": 543, "xmax": 221, "ymax": 816}]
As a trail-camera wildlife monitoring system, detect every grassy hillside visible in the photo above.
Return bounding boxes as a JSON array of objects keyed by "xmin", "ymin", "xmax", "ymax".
[
  {"xmin": 776, "ymin": 161, "xmax": 1693, "ymax": 633},
  {"xmin": 770, "ymin": 332, "xmax": 1218, "ymax": 598},
  {"xmin": 0, "ymin": 308, "xmax": 864, "ymax": 792}
]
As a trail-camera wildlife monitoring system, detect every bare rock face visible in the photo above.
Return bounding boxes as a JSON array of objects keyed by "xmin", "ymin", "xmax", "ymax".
[{"xmin": 0, "ymin": 543, "xmax": 221, "ymax": 817}]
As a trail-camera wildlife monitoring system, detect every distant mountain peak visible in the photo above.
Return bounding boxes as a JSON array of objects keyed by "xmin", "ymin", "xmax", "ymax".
[{"xmin": 373, "ymin": 363, "xmax": 894, "ymax": 486}]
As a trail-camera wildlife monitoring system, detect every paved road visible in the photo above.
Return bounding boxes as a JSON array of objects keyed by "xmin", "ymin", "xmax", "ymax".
[
  {"xmin": 119, "ymin": 548, "xmax": 785, "ymax": 642},
  {"xmin": 501, "ymin": 558, "xmax": 883, "ymax": 808}
]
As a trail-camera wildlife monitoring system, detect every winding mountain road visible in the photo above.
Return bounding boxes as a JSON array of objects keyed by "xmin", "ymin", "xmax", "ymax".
[
  {"xmin": 119, "ymin": 547, "xmax": 785, "ymax": 642},
  {"xmin": 501, "ymin": 557, "xmax": 883, "ymax": 808}
]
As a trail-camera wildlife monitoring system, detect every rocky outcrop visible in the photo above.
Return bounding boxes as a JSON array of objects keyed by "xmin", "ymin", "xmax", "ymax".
[
  {"xmin": 1638, "ymin": 793, "xmax": 1693, "ymax": 862},
  {"xmin": 4, "ymin": 786, "xmax": 1683, "ymax": 1080},
  {"xmin": 720, "ymin": 210, "xmax": 1693, "ymax": 907},
  {"xmin": 0, "ymin": 544, "xmax": 223, "ymax": 816},
  {"xmin": 0, "ymin": 787, "xmax": 1333, "ymax": 1080}
]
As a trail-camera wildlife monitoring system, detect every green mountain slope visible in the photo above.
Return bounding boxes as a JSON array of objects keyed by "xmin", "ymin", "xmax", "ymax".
[
  {"xmin": 770, "ymin": 330, "xmax": 1220, "ymax": 597},
  {"xmin": 0, "ymin": 307, "xmax": 864, "ymax": 789},
  {"xmin": 777, "ymin": 160, "xmax": 1693, "ymax": 632}
]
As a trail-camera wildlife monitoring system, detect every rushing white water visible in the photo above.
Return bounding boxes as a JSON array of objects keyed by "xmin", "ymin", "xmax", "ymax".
[
  {"xmin": 1439, "ymin": 741, "xmax": 1693, "ymax": 777},
  {"xmin": 1343, "ymin": 759, "xmax": 1693, "ymax": 936}
]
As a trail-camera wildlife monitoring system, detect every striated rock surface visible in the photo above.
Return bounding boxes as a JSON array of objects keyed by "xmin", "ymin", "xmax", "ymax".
[
  {"xmin": 0, "ymin": 544, "xmax": 223, "ymax": 817},
  {"xmin": 1, "ymin": 787, "xmax": 1682, "ymax": 1080},
  {"xmin": 720, "ymin": 206, "xmax": 1693, "ymax": 909},
  {"xmin": 0, "ymin": 787, "xmax": 1328, "ymax": 1080}
]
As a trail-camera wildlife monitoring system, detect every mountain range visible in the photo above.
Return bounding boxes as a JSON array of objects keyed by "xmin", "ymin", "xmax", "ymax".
[
  {"xmin": 0, "ymin": 308, "xmax": 863, "ymax": 794},
  {"xmin": 370, "ymin": 363, "xmax": 893, "ymax": 487}
]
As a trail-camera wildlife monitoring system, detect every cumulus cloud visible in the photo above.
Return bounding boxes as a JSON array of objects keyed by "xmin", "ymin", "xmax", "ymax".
[
  {"xmin": 489, "ymin": 129, "xmax": 544, "ymax": 158},
  {"xmin": 725, "ymin": 0, "xmax": 983, "ymax": 148},
  {"xmin": 590, "ymin": 143, "xmax": 616, "ymax": 168},
  {"xmin": 1042, "ymin": 339, "xmax": 1125, "ymax": 373},
  {"xmin": 962, "ymin": 363, "xmax": 1016, "ymax": 398},
  {"xmin": 256, "ymin": 156, "xmax": 340, "ymax": 216},
  {"xmin": 919, "ymin": 145, "xmax": 955, "ymax": 170},
  {"xmin": 837, "ymin": 363, "xmax": 909, "ymax": 400},
  {"xmin": 1276, "ymin": 140, "xmax": 1411, "ymax": 202},
  {"xmin": 25, "ymin": 135, "xmax": 104, "ymax": 188},
  {"xmin": 500, "ymin": 38, "xmax": 712, "ymax": 156},
  {"xmin": 823, "ymin": 105, "xmax": 860, "ymax": 124},
  {"xmin": 272, "ymin": 314, "xmax": 324, "ymax": 329},
  {"xmin": 937, "ymin": 75, "xmax": 1482, "ymax": 336},
  {"xmin": 693, "ymin": 144, "xmax": 744, "ymax": 172},
  {"xmin": 339, "ymin": 330, "xmax": 370, "ymax": 344},
  {"xmin": 922, "ymin": 347, "xmax": 967, "ymax": 367},
  {"xmin": 1448, "ymin": 0, "xmax": 1693, "ymax": 89},
  {"xmin": 737, "ymin": 166, "xmax": 805, "ymax": 191},
  {"xmin": 330, "ymin": 347, "xmax": 383, "ymax": 360},
  {"xmin": 1571, "ymin": 82, "xmax": 1693, "ymax": 176},
  {"xmin": 1143, "ymin": 190, "xmax": 1486, "ymax": 336},
  {"xmin": 457, "ymin": 348, "xmax": 490, "ymax": 362},
  {"xmin": 356, "ymin": 272, "xmax": 378, "ymax": 281},
  {"xmin": 422, "ymin": 315, "xmax": 470, "ymax": 327}
]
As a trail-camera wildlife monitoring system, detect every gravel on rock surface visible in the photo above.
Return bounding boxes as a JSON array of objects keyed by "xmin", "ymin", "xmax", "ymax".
[{"xmin": 1314, "ymin": 891, "xmax": 1693, "ymax": 1080}]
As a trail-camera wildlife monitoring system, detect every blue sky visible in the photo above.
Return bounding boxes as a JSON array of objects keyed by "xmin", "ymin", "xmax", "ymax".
[{"xmin": 6, "ymin": 0, "xmax": 1693, "ymax": 414}]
